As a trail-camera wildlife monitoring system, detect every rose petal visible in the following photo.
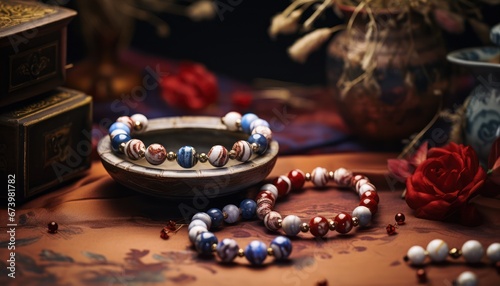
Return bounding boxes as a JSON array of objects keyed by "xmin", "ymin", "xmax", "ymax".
[
  {"xmin": 387, "ymin": 159, "xmax": 414, "ymax": 183},
  {"xmin": 413, "ymin": 199, "xmax": 452, "ymax": 220},
  {"xmin": 409, "ymin": 141, "xmax": 428, "ymax": 167}
]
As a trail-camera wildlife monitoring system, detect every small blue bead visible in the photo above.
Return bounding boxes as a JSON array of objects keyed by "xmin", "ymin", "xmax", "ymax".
[
  {"xmin": 239, "ymin": 199, "xmax": 257, "ymax": 220},
  {"xmin": 241, "ymin": 113, "xmax": 259, "ymax": 134},
  {"xmin": 250, "ymin": 118, "xmax": 270, "ymax": 131},
  {"xmin": 244, "ymin": 240, "xmax": 268, "ymax": 265},
  {"xmin": 270, "ymin": 236, "xmax": 292, "ymax": 260},
  {"xmin": 216, "ymin": 238, "xmax": 239, "ymax": 262},
  {"xmin": 248, "ymin": 133, "xmax": 268, "ymax": 155},
  {"xmin": 195, "ymin": 232, "xmax": 218, "ymax": 256},
  {"xmin": 207, "ymin": 208, "xmax": 224, "ymax": 228},
  {"xmin": 177, "ymin": 146, "xmax": 198, "ymax": 168},
  {"xmin": 111, "ymin": 133, "xmax": 131, "ymax": 152},
  {"xmin": 109, "ymin": 122, "xmax": 131, "ymax": 134}
]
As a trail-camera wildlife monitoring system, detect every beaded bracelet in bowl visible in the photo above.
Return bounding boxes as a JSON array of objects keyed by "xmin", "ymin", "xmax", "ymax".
[{"xmin": 108, "ymin": 112, "xmax": 273, "ymax": 168}]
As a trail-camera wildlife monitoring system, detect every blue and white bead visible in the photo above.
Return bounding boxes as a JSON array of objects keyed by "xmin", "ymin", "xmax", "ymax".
[
  {"xmin": 241, "ymin": 113, "xmax": 259, "ymax": 134},
  {"xmin": 248, "ymin": 133, "xmax": 268, "ymax": 155},
  {"xmin": 244, "ymin": 240, "xmax": 268, "ymax": 265},
  {"xmin": 216, "ymin": 238, "xmax": 240, "ymax": 263},
  {"xmin": 191, "ymin": 212, "xmax": 212, "ymax": 229},
  {"xmin": 250, "ymin": 118, "xmax": 270, "ymax": 131},
  {"xmin": 111, "ymin": 133, "xmax": 131, "ymax": 152},
  {"xmin": 177, "ymin": 146, "xmax": 198, "ymax": 168},
  {"xmin": 222, "ymin": 204, "xmax": 240, "ymax": 224},
  {"xmin": 207, "ymin": 208, "xmax": 224, "ymax": 229},
  {"xmin": 352, "ymin": 206, "xmax": 372, "ymax": 227},
  {"xmin": 270, "ymin": 236, "xmax": 292, "ymax": 260},
  {"xmin": 239, "ymin": 199, "xmax": 257, "ymax": 220},
  {"xmin": 109, "ymin": 122, "xmax": 131, "ymax": 135},
  {"xmin": 207, "ymin": 145, "xmax": 229, "ymax": 167},
  {"xmin": 109, "ymin": 128, "xmax": 128, "ymax": 140},
  {"xmin": 281, "ymin": 215, "xmax": 302, "ymax": 236},
  {"xmin": 232, "ymin": 140, "xmax": 252, "ymax": 162},
  {"xmin": 195, "ymin": 232, "xmax": 218, "ymax": 255}
]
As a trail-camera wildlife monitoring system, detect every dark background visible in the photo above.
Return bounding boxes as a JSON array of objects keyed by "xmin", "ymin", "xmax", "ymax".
[{"xmin": 61, "ymin": 0, "xmax": 499, "ymax": 86}]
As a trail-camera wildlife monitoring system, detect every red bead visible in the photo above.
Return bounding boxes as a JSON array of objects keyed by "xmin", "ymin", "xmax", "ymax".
[
  {"xmin": 256, "ymin": 190, "xmax": 276, "ymax": 205},
  {"xmin": 166, "ymin": 220, "xmax": 177, "ymax": 231},
  {"xmin": 416, "ymin": 268, "xmax": 427, "ymax": 283},
  {"xmin": 47, "ymin": 222, "xmax": 58, "ymax": 233},
  {"xmin": 359, "ymin": 198, "xmax": 378, "ymax": 214},
  {"xmin": 351, "ymin": 174, "xmax": 367, "ymax": 187},
  {"xmin": 309, "ymin": 216, "xmax": 329, "ymax": 237},
  {"xmin": 395, "ymin": 213, "xmax": 406, "ymax": 225},
  {"xmin": 273, "ymin": 175, "xmax": 291, "ymax": 197},
  {"xmin": 360, "ymin": 190, "xmax": 379, "ymax": 203},
  {"xmin": 160, "ymin": 228, "xmax": 170, "ymax": 240},
  {"xmin": 386, "ymin": 224, "xmax": 397, "ymax": 235},
  {"xmin": 287, "ymin": 169, "xmax": 305, "ymax": 191},
  {"xmin": 333, "ymin": 212, "xmax": 353, "ymax": 234}
]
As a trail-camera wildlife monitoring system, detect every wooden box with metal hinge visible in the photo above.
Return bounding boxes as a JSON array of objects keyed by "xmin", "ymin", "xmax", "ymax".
[{"xmin": 0, "ymin": 0, "xmax": 76, "ymax": 107}]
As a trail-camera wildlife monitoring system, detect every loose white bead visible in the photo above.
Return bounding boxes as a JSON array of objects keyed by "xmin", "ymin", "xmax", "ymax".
[
  {"xmin": 282, "ymin": 215, "xmax": 302, "ymax": 236},
  {"xmin": 188, "ymin": 225, "xmax": 207, "ymax": 244},
  {"xmin": 130, "ymin": 113, "xmax": 148, "ymax": 133},
  {"xmin": 462, "ymin": 240, "xmax": 484, "ymax": 263},
  {"xmin": 426, "ymin": 239, "xmax": 449, "ymax": 262},
  {"xmin": 486, "ymin": 242, "xmax": 500, "ymax": 263},
  {"xmin": 407, "ymin": 245, "xmax": 427, "ymax": 265},
  {"xmin": 352, "ymin": 206, "xmax": 372, "ymax": 227},
  {"xmin": 222, "ymin": 111, "xmax": 242, "ymax": 131},
  {"xmin": 455, "ymin": 271, "xmax": 478, "ymax": 286},
  {"xmin": 260, "ymin": 184, "xmax": 278, "ymax": 200}
]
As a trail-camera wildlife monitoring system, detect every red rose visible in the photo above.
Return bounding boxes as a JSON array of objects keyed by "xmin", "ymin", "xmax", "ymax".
[{"xmin": 405, "ymin": 143, "xmax": 486, "ymax": 226}]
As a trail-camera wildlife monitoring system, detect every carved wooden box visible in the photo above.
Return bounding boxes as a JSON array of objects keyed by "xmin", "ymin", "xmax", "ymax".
[
  {"xmin": 0, "ymin": 87, "xmax": 92, "ymax": 201},
  {"xmin": 0, "ymin": 1, "xmax": 76, "ymax": 107}
]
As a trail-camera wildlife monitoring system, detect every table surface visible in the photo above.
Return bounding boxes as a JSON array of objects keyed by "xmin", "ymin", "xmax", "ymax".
[{"xmin": 1, "ymin": 152, "xmax": 499, "ymax": 286}]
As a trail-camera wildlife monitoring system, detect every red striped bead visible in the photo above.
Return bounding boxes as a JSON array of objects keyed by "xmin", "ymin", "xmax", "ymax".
[
  {"xmin": 360, "ymin": 190, "xmax": 379, "ymax": 203},
  {"xmin": 256, "ymin": 190, "xmax": 275, "ymax": 205},
  {"xmin": 359, "ymin": 198, "xmax": 378, "ymax": 214},
  {"xmin": 273, "ymin": 175, "xmax": 292, "ymax": 197}
]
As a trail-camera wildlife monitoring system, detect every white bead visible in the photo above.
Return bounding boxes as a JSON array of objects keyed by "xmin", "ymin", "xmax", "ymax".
[
  {"xmin": 352, "ymin": 206, "xmax": 372, "ymax": 227},
  {"xmin": 407, "ymin": 245, "xmax": 426, "ymax": 265},
  {"xmin": 222, "ymin": 111, "xmax": 242, "ymax": 131},
  {"xmin": 358, "ymin": 183, "xmax": 376, "ymax": 196},
  {"xmin": 260, "ymin": 183, "xmax": 278, "ymax": 200},
  {"xmin": 281, "ymin": 215, "xmax": 302, "ymax": 236},
  {"xmin": 130, "ymin": 113, "xmax": 148, "ymax": 133},
  {"xmin": 192, "ymin": 212, "xmax": 212, "ymax": 229},
  {"xmin": 188, "ymin": 219, "xmax": 208, "ymax": 231},
  {"xmin": 462, "ymin": 240, "xmax": 484, "ymax": 263},
  {"xmin": 333, "ymin": 168, "xmax": 353, "ymax": 187},
  {"xmin": 311, "ymin": 167, "xmax": 328, "ymax": 187},
  {"xmin": 355, "ymin": 178, "xmax": 370, "ymax": 192},
  {"xmin": 222, "ymin": 204, "xmax": 240, "ymax": 224},
  {"xmin": 487, "ymin": 242, "xmax": 500, "ymax": 263},
  {"xmin": 456, "ymin": 271, "xmax": 478, "ymax": 286},
  {"xmin": 188, "ymin": 225, "xmax": 207, "ymax": 244},
  {"xmin": 426, "ymin": 239, "xmax": 449, "ymax": 262}
]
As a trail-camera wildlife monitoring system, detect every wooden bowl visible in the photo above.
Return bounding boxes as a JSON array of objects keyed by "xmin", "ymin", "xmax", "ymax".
[{"xmin": 97, "ymin": 116, "xmax": 279, "ymax": 199}]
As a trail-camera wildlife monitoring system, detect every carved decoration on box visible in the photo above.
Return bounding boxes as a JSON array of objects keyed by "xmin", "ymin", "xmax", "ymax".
[
  {"xmin": 11, "ymin": 92, "xmax": 71, "ymax": 118},
  {"xmin": 0, "ymin": 2, "xmax": 56, "ymax": 29}
]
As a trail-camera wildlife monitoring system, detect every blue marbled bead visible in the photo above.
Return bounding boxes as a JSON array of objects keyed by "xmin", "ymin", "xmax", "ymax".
[
  {"xmin": 244, "ymin": 240, "xmax": 268, "ymax": 266},
  {"xmin": 109, "ymin": 122, "xmax": 131, "ymax": 135},
  {"xmin": 216, "ymin": 238, "xmax": 240, "ymax": 263},
  {"xmin": 195, "ymin": 231, "xmax": 218, "ymax": 256},
  {"xmin": 177, "ymin": 146, "xmax": 198, "ymax": 168},
  {"xmin": 248, "ymin": 133, "xmax": 268, "ymax": 155},
  {"xmin": 239, "ymin": 199, "xmax": 257, "ymax": 220},
  {"xmin": 270, "ymin": 236, "xmax": 292, "ymax": 260},
  {"xmin": 241, "ymin": 113, "xmax": 259, "ymax": 134},
  {"xmin": 191, "ymin": 212, "xmax": 212, "ymax": 229},
  {"xmin": 207, "ymin": 208, "xmax": 224, "ymax": 228},
  {"xmin": 111, "ymin": 133, "xmax": 131, "ymax": 152},
  {"xmin": 222, "ymin": 204, "xmax": 240, "ymax": 224},
  {"xmin": 250, "ymin": 118, "xmax": 270, "ymax": 131}
]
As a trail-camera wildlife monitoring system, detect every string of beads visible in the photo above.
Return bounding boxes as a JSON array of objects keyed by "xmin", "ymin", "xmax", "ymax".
[{"xmin": 108, "ymin": 112, "xmax": 272, "ymax": 168}]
